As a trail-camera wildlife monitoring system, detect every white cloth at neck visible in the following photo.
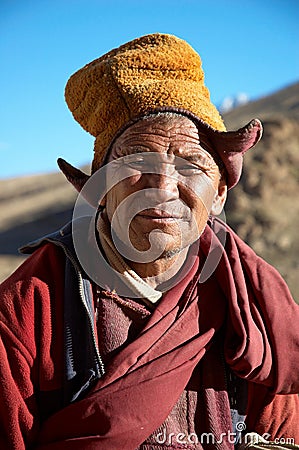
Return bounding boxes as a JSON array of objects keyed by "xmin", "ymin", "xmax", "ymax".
[{"xmin": 96, "ymin": 213, "xmax": 162, "ymax": 305}]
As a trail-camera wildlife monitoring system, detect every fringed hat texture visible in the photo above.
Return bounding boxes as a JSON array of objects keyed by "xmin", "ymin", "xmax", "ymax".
[{"xmin": 60, "ymin": 33, "xmax": 262, "ymax": 190}]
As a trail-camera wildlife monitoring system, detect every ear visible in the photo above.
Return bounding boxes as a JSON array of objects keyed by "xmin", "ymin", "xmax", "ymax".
[{"xmin": 210, "ymin": 177, "xmax": 227, "ymax": 216}]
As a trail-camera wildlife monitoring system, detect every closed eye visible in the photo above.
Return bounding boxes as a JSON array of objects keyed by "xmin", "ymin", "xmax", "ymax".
[
  {"xmin": 176, "ymin": 163, "xmax": 206, "ymax": 176},
  {"xmin": 123, "ymin": 155, "xmax": 152, "ymax": 171}
]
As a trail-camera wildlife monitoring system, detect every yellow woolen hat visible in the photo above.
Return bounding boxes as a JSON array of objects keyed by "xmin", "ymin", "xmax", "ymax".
[
  {"xmin": 60, "ymin": 33, "xmax": 262, "ymax": 191},
  {"xmin": 65, "ymin": 33, "xmax": 226, "ymax": 172}
]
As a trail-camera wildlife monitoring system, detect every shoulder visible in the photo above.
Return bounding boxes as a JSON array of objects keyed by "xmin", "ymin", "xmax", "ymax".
[
  {"xmin": 1, "ymin": 241, "xmax": 66, "ymax": 297},
  {"xmin": 2, "ymin": 219, "xmax": 81, "ymax": 299},
  {"xmin": 0, "ymin": 240, "xmax": 67, "ymax": 356}
]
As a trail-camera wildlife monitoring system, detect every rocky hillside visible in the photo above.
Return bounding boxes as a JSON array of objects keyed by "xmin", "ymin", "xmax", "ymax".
[
  {"xmin": 1, "ymin": 82, "xmax": 298, "ymax": 300},
  {"xmin": 224, "ymin": 82, "xmax": 299, "ymax": 299}
]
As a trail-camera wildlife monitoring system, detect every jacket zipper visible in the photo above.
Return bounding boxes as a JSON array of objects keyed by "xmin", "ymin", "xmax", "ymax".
[{"xmin": 46, "ymin": 238, "xmax": 105, "ymax": 377}]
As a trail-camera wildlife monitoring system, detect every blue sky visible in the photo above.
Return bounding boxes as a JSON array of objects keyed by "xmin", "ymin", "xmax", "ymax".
[{"xmin": 1, "ymin": 0, "xmax": 298, "ymax": 178}]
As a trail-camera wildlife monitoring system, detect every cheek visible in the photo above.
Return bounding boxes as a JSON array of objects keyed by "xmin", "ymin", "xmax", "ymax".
[
  {"xmin": 185, "ymin": 191, "xmax": 209, "ymax": 230},
  {"xmin": 193, "ymin": 199, "xmax": 210, "ymax": 233},
  {"xmin": 105, "ymin": 177, "xmax": 141, "ymax": 222},
  {"xmin": 105, "ymin": 189, "xmax": 119, "ymax": 222},
  {"xmin": 179, "ymin": 173, "xmax": 218, "ymax": 212},
  {"xmin": 179, "ymin": 176, "xmax": 217, "ymax": 234}
]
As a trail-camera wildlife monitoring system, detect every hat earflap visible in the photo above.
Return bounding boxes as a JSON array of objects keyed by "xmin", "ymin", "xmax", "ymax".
[{"xmin": 57, "ymin": 158, "xmax": 90, "ymax": 193}]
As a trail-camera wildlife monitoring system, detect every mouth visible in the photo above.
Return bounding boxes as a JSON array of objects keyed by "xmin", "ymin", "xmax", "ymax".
[{"xmin": 136, "ymin": 208, "xmax": 189, "ymax": 222}]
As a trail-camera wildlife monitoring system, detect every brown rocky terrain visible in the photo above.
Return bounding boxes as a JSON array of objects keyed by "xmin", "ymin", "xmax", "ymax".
[
  {"xmin": 1, "ymin": 82, "xmax": 298, "ymax": 300},
  {"xmin": 224, "ymin": 82, "xmax": 299, "ymax": 300}
]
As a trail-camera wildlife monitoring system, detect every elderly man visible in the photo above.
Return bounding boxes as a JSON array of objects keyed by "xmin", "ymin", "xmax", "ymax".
[{"xmin": 0, "ymin": 34, "xmax": 298, "ymax": 450}]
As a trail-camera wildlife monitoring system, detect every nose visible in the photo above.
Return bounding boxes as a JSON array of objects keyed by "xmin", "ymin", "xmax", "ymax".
[{"xmin": 142, "ymin": 165, "xmax": 179, "ymax": 202}]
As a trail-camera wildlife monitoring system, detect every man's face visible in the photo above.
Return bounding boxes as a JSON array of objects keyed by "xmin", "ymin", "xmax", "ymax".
[{"xmin": 104, "ymin": 115, "xmax": 225, "ymax": 261}]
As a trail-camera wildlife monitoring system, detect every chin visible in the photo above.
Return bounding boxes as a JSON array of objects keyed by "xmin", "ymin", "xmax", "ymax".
[
  {"xmin": 127, "ymin": 220, "xmax": 201, "ymax": 258},
  {"xmin": 151, "ymin": 237, "xmax": 196, "ymax": 260}
]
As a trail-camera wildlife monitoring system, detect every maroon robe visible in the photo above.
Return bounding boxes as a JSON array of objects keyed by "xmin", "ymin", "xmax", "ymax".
[{"xmin": 33, "ymin": 219, "xmax": 299, "ymax": 449}]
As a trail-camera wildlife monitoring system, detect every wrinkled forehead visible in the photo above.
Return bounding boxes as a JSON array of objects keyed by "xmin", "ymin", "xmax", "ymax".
[{"xmin": 107, "ymin": 113, "xmax": 217, "ymax": 164}]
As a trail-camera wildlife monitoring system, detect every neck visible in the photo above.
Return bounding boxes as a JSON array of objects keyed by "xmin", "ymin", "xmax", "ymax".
[
  {"xmin": 127, "ymin": 246, "xmax": 190, "ymax": 289},
  {"xmin": 98, "ymin": 210, "xmax": 192, "ymax": 290},
  {"xmin": 98, "ymin": 211, "xmax": 190, "ymax": 289}
]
